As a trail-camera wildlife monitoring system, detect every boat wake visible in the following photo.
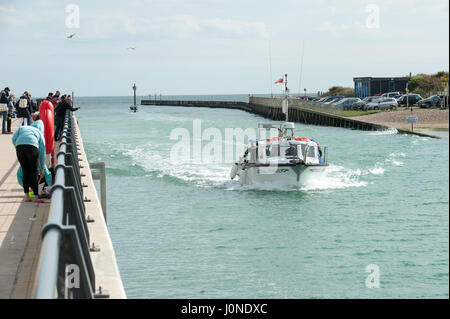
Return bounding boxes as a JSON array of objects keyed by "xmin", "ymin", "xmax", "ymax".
[
  {"xmin": 368, "ymin": 128, "xmax": 398, "ymax": 136},
  {"xmin": 115, "ymin": 145, "xmax": 406, "ymax": 192}
]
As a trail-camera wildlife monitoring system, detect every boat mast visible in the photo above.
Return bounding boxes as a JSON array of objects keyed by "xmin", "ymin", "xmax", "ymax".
[{"xmin": 284, "ymin": 73, "xmax": 289, "ymax": 122}]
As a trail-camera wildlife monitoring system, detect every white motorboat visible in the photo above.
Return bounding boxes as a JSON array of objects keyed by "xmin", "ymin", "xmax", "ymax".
[
  {"xmin": 230, "ymin": 74, "xmax": 329, "ymax": 187},
  {"xmin": 230, "ymin": 122, "xmax": 328, "ymax": 187}
]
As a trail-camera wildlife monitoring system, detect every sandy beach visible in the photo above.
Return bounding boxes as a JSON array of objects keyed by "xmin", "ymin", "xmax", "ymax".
[{"xmin": 350, "ymin": 108, "xmax": 449, "ymax": 131}]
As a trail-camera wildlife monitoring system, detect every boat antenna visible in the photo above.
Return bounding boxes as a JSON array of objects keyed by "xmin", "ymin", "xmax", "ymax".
[
  {"xmin": 268, "ymin": 40, "xmax": 273, "ymax": 97},
  {"xmin": 297, "ymin": 40, "xmax": 305, "ymax": 96}
]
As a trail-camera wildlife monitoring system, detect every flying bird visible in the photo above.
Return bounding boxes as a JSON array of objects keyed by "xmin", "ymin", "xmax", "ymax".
[
  {"xmin": 126, "ymin": 47, "xmax": 136, "ymax": 50},
  {"xmin": 67, "ymin": 33, "xmax": 76, "ymax": 39}
]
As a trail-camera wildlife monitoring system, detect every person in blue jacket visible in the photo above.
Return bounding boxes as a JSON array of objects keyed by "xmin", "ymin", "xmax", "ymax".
[{"xmin": 12, "ymin": 120, "xmax": 47, "ymax": 203}]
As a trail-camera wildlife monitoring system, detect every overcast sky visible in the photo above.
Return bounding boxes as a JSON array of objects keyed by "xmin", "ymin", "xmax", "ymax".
[{"xmin": 0, "ymin": 0, "xmax": 448, "ymax": 97}]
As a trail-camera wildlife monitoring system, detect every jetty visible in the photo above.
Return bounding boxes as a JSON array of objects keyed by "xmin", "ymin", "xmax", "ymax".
[
  {"xmin": 0, "ymin": 112, "xmax": 125, "ymax": 299},
  {"xmin": 141, "ymin": 97, "xmax": 441, "ymax": 138}
]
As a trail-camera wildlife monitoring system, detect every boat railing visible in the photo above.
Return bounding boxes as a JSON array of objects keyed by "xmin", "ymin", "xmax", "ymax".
[{"xmin": 35, "ymin": 110, "xmax": 101, "ymax": 299}]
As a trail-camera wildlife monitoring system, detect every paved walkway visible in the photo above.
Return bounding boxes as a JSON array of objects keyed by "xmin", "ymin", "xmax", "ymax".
[
  {"xmin": 1, "ymin": 116, "xmax": 126, "ymax": 299},
  {"xmin": 0, "ymin": 119, "xmax": 50, "ymax": 299}
]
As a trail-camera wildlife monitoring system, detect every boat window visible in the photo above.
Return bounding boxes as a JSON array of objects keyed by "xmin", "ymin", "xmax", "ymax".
[
  {"xmin": 248, "ymin": 146, "xmax": 257, "ymax": 163},
  {"xmin": 300, "ymin": 144, "xmax": 308, "ymax": 158},
  {"xmin": 266, "ymin": 145, "xmax": 279, "ymax": 157},
  {"xmin": 307, "ymin": 146, "xmax": 316, "ymax": 158}
]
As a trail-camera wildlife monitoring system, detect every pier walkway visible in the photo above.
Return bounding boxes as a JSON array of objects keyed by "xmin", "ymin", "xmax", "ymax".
[{"xmin": 0, "ymin": 115, "xmax": 125, "ymax": 299}]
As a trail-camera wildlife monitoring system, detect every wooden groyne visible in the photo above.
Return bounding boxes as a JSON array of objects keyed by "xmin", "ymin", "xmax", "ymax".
[{"xmin": 141, "ymin": 97, "xmax": 440, "ymax": 138}]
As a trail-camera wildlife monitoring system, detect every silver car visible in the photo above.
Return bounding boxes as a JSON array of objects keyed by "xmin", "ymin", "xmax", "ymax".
[{"xmin": 365, "ymin": 98, "xmax": 398, "ymax": 110}]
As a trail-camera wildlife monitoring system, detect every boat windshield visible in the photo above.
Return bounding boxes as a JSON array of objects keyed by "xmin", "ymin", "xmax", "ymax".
[
  {"xmin": 280, "ymin": 144, "xmax": 297, "ymax": 158},
  {"xmin": 265, "ymin": 144, "xmax": 278, "ymax": 157}
]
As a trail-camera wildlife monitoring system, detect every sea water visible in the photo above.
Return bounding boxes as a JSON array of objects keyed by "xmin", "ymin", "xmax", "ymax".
[{"xmin": 76, "ymin": 96, "xmax": 449, "ymax": 298}]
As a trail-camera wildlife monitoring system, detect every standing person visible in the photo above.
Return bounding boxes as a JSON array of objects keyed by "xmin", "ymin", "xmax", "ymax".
[
  {"xmin": 54, "ymin": 95, "xmax": 80, "ymax": 141},
  {"xmin": 16, "ymin": 91, "xmax": 32, "ymax": 126},
  {"xmin": 12, "ymin": 120, "xmax": 47, "ymax": 203},
  {"xmin": 51, "ymin": 90, "xmax": 61, "ymax": 107},
  {"xmin": 0, "ymin": 87, "xmax": 10, "ymax": 134},
  {"xmin": 26, "ymin": 92, "xmax": 33, "ymax": 125},
  {"xmin": 46, "ymin": 92, "xmax": 54, "ymax": 102},
  {"xmin": 6, "ymin": 93, "xmax": 16, "ymax": 134}
]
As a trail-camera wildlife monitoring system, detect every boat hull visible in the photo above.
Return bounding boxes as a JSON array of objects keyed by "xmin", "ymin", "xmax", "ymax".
[{"xmin": 237, "ymin": 164, "xmax": 327, "ymax": 187}]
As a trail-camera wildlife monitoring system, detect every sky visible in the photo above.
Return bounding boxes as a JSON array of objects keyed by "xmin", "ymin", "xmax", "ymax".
[{"xmin": 0, "ymin": 0, "xmax": 449, "ymax": 97}]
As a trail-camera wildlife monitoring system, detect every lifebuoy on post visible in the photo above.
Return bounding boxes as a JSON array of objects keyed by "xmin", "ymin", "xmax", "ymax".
[{"xmin": 38, "ymin": 100, "xmax": 55, "ymax": 166}]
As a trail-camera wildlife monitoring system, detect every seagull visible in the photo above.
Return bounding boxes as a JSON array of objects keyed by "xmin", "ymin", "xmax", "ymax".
[
  {"xmin": 126, "ymin": 47, "xmax": 136, "ymax": 50},
  {"xmin": 67, "ymin": 33, "xmax": 76, "ymax": 39}
]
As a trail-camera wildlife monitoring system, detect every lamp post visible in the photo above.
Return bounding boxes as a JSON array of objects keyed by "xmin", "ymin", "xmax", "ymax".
[{"xmin": 132, "ymin": 83, "xmax": 137, "ymax": 107}]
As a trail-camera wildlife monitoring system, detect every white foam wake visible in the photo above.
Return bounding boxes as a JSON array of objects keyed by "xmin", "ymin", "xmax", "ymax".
[
  {"xmin": 120, "ymin": 145, "xmax": 408, "ymax": 192},
  {"xmin": 385, "ymin": 152, "xmax": 406, "ymax": 166},
  {"xmin": 368, "ymin": 128, "xmax": 398, "ymax": 136}
]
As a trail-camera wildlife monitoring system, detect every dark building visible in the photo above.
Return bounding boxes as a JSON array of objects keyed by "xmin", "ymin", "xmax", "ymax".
[{"xmin": 353, "ymin": 77, "xmax": 410, "ymax": 98}]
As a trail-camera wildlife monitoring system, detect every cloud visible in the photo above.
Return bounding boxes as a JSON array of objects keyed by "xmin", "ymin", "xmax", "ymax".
[
  {"xmin": 201, "ymin": 18, "xmax": 270, "ymax": 38},
  {"xmin": 168, "ymin": 15, "xmax": 202, "ymax": 38},
  {"xmin": 0, "ymin": 4, "xmax": 33, "ymax": 26},
  {"xmin": 159, "ymin": 15, "xmax": 269, "ymax": 39},
  {"xmin": 316, "ymin": 21, "xmax": 363, "ymax": 37},
  {"xmin": 121, "ymin": 15, "xmax": 137, "ymax": 35}
]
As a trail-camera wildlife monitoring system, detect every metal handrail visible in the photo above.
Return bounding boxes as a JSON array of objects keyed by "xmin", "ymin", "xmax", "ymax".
[{"xmin": 35, "ymin": 110, "xmax": 97, "ymax": 299}]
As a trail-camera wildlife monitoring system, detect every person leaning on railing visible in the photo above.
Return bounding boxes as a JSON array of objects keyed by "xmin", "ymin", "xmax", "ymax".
[
  {"xmin": 54, "ymin": 95, "xmax": 80, "ymax": 141},
  {"xmin": 12, "ymin": 120, "xmax": 49, "ymax": 203}
]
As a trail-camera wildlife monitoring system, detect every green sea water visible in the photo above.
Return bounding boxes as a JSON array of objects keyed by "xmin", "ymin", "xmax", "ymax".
[{"xmin": 76, "ymin": 96, "xmax": 449, "ymax": 298}]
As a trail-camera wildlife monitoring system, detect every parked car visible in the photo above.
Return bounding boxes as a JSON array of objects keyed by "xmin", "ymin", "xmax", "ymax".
[
  {"xmin": 365, "ymin": 98, "xmax": 398, "ymax": 110},
  {"xmin": 324, "ymin": 97, "xmax": 344, "ymax": 105},
  {"xmin": 396, "ymin": 94, "xmax": 423, "ymax": 106},
  {"xmin": 418, "ymin": 95, "xmax": 442, "ymax": 108},
  {"xmin": 321, "ymin": 96, "xmax": 345, "ymax": 104},
  {"xmin": 381, "ymin": 92, "xmax": 402, "ymax": 99},
  {"xmin": 315, "ymin": 97, "xmax": 328, "ymax": 103},
  {"xmin": 333, "ymin": 98, "xmax": 363, "ymax": 110},
  {"xmin": 353, "ymin": 96, "xmax": 379, "ymax": 110}
]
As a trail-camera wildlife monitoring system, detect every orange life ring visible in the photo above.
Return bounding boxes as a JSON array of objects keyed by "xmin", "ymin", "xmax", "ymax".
[{"xmin": 294, "ymin": 137, "xmax": 309, "ymax": 142}]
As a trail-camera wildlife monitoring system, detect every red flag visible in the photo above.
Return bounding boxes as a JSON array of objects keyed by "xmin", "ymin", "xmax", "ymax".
[{"xmin": 274, "ymin": 78, "xmax": 284, "ymax": 84}]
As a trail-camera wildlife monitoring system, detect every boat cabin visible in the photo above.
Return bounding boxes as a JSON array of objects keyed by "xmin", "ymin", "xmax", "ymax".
[{"xmin": 244, "ymin": 122, "xmax": 327, "ymax": 165}]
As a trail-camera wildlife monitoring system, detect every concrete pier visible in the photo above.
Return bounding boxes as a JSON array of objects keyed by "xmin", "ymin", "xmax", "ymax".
[
  {"xmin": 0, "ymin": 116, "xmax": 126, "ymax": 299},
  {"xmin": 141, "ymin": 97, "xmax": 441, "ymax": 138}
]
